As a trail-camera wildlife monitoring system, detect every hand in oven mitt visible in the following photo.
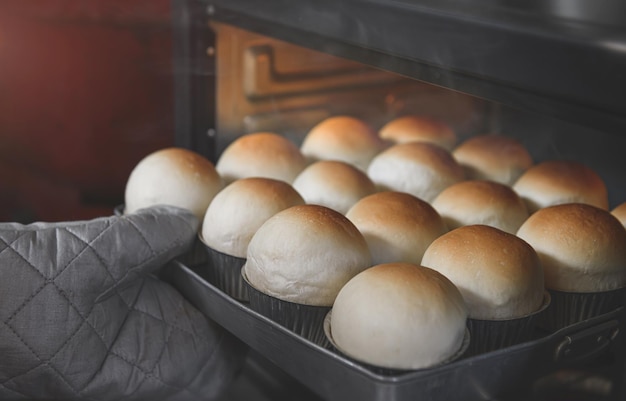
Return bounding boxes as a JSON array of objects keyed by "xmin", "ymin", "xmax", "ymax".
[{"xmin": 0, "ymin": 206, "xmax": 244, "ymax": 400}]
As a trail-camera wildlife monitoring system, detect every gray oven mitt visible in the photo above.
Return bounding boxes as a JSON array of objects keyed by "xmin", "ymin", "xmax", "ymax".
[{"xmin": 0, "ymin": 206, "xmax": 244, "ymax": 400}]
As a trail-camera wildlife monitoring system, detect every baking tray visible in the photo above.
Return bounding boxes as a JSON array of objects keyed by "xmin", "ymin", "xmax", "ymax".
[{"xmin": 163, "ymin": 260, "xmax": 626, "ymax": 401}]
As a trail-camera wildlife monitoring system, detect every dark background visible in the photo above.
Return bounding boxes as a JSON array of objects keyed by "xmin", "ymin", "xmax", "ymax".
[{"xmin": 0, "ymin": 0, "xmax": 174, "ymax": 223}]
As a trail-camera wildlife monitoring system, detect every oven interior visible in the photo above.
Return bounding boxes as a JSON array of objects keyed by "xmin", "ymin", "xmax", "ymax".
[{"xmin": 170, "ymin": 1, "xmax": 626, "ymax": 400}]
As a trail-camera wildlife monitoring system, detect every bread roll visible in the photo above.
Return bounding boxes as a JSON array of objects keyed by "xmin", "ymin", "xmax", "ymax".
[
  {"xmin": 453, "ymin": 135, "xmax": 533, "ymax": 185},
  {"xmin": 216, "ymin": 132, "xmax": 307, "ymax": 184},
  {"xmin": 367, "ymin": 142, "xmax": 465, "ymax": 202},
  {"xmin": 292, "ymin": 160, "xmax": 377, "ymax": 214},
  {"xmin": 243, "ymin": 204, "xmax": 371, "ymax": 306},
  {"xmin": 611, "ymin": 202, "xmax": 626, "ymax": 228},
  {"xmin": 346, "ymin": 191, "xmax": 447, "ymax": 265},
  {"xmin": 432, "ymin": 180, "xmax": 529, "ymax": 234},
  {"xmin": 330, "ymin": 263, "xmax": 467, "ymax": 370},
  {"xmin": 378, "ymin": 115, "xmax": 457, "ymax": 150},
  {"xmin": 124, "ymin": 147, "xmax": 222, "ymax": 220},
  {"xmin": 517, "ymin": 203, "xmax": 626, "ymax": 293},
  {"xmin": 300, "ymin": 116, "xmax": 387, "ymax": 171},
  {"xmin": 201, "ymin": 178, "xmax": 305, "ymax": 258},
  {"xmin": 422, "ymin": 225, "xmax": 544, "ymax": 320},
  {"xmin": 512, "ymin": 160, "xmax": 608, "ymax": 213}
]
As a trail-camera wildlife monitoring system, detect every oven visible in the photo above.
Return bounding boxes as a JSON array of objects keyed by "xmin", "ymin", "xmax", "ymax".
[{"xmin": 166, "ymin": 1, "xmax": 626, "ymax": 400}]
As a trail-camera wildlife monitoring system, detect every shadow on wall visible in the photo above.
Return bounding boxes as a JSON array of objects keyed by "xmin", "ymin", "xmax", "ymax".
[{"xmin": 0, "ymin": 0, "xmax": 175, "ymax": 223}]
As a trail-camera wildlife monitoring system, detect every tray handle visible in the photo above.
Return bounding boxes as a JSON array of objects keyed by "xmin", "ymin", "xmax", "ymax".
[{"xmin": 553, "ymin": 319, "xmax": 620, "ymax": 363}]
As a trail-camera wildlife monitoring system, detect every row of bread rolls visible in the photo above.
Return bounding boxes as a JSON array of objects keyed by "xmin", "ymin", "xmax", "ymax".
[
  {"xmin": 124, "ymin": 115, "xmax": 625, "ymax": 228},
  {"xmin": 304, "ymin": 116, "xmax": 612, "ymax": 216},
  {"xmin": 122, "ymin": 114, "xmax": 626, "ymax": 371},
  {"xmin": 211, "ymin": 116, "xmax": 617, "ymax": 223}
]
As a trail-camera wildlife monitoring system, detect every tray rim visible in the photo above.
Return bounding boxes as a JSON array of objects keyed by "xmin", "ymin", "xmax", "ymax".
[{"xmin": 165, "ymin": 260, "xmax": 626, "ymax": 399}]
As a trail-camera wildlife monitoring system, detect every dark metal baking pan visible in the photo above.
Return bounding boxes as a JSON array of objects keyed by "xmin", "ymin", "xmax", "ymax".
[{"xmin": 163, "ymin": 260, "xmax": 626, "ymax": 401}]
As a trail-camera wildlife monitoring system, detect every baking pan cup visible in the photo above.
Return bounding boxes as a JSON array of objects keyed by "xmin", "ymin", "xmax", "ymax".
[
  {"xmin": 197, "ymin": 235, "xmax": 248, "ymax": 301},
  {"xmin": 323, "ymin": 311, "xmax": 471, "ymax": 375},
  {"xmin": 465, "ymin": 291, "xmax": 551, "ymax": 356},
  {"xmin": 175, "ymin": 234, "xmax": 209, "ymax": 267},
  {"xmin": 242, "ymin": 270, "xmax": 331, "ymax": 348},
  {"xmin": 537, "ymin": 287, "xmax": 626, "ymax": 332}
]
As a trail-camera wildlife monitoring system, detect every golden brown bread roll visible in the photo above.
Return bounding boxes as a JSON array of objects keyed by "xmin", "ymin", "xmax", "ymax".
[
  {"xmin": 300, "ymin": 116, "xmax": 387, "ymax": 171},
  {"xmin": 422, "ymin": 225, "xmax": 544, "ymax": 320},
  {"xmin": 367, "ymin": 142, "xmax": 465, "ymax": 202},
  {"xmin": 216, "ymin": 132, "xmax": 307, "ymax": 184},
  {"xmin": 378, "ymin": 115, "xmax": 457, "ymax": 150},
  {"xmin": 517, "ymin": 203, "xmax": 626, "ymax": 293},
  {"xmin": 330, "ymin": 263, "xmax": 467, "ymax": 370},
  {"xmin": 201, "ymin": 177, "xmax": 305, "ymax": 258},
  {"xmin": 432, "ymin": 180, "xmax": 529, "ymax": 234},
  {"xmin": 453, "ymin": 135, "xmax": 533, "ymax": 185},
  {"xmin": 124, "ymin": 147, "xmax": 222, "ymax": 221},
  {"xmin": 512, "ymin": 160, "xmax": 608, "ymax": 213},
  {"xmin": 346, "ymin": 191, "xmax": 447, "ymax": 265},
  {"xmin": 292, "ymin": 160, "xmax": 377, "ymax": 214},
  {"xmin": 243, "ymin": 204, "xmax": 371, "ymax": 306}
]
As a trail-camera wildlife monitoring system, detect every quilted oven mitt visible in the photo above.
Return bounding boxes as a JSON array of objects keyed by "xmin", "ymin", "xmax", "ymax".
[{"xmin": 0, "ymin": 206, "xmax": 244, "ymax": 400}]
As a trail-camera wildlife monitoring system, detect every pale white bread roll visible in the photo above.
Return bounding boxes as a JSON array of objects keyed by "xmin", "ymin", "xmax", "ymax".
[
  {"xmin": 367, "ymin": 142, "xmax": 465, "ymax": 202},
  {"xmin": 612, "ymin": 202, "xmax": 626, "ymax": 228},
  {"xmin": 330, "ymin": 263, "xmax": 467, "ymax": 370},
  {"xmin": 216, "ymin": 132, "xmax": 307, "ymax": 184},
  {"xmin": 512, "ymin": 160, "xmax": 608, "ymax": 213},
  {"xmin": 452, "ymin": 135, "xmax": 533, "ymax": 185},
  {"xmin": 432, "ymin": 180, "xmax": 529, "ymax": 234},
  {"xmin": 378, "ymin": 115, "xmax": 457, "ymax": 151},
  {"xmin": 124, "ymin": 147, "xmax": 222, "ymax": 221},
  {"xmin": 422, "ymin": 225, "xmax": 544, "ymax": 320},
  {"xmin": 346, "ymin": 191, "xmax": 447, "ymax": 265},
  {"xmin": 517, "ymin": 203, "xmax": 626, "ymax": 293},
  {"xmin": 243, "ymin": 204, "xmax": 371, "ymax": 306},
  {"xmin": 292, "ymin": 160, "xmax": 377, "ymax": 215},
  {"xmin": 300, "ymin": 116, "xmax": 387, "ymax": 171},
  {"xmin": 201, "ymin": 178, "xmax": 305, "ymax": 258}
]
